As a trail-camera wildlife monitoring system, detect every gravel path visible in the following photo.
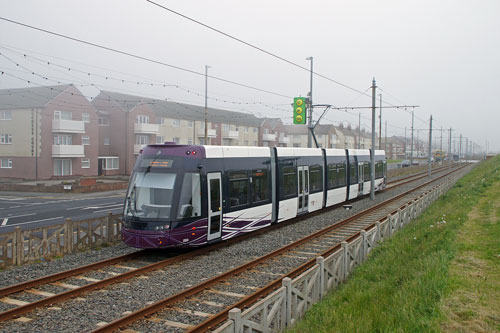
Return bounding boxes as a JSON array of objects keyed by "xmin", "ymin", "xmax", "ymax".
[{"xmin": 0, "ymin": 165, "xmax": 472, "ymax": 332}]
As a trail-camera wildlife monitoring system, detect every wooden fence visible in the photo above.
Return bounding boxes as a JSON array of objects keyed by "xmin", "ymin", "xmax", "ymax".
[
  {"xmin": 0, "ymin": 213, "xmax": 122, "ymax": 267},
  {"xmin": 215, "ymin": 178, "xmax": 456, "ymax": 333}
]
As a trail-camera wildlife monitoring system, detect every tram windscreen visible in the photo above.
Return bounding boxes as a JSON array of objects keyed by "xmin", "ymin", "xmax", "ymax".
[{"xmin": 126, "ymin": 172, "xmax": 176, "ymax": 219}]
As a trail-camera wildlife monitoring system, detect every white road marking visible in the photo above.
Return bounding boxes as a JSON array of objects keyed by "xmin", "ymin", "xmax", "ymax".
[
  {"xmin": 3, "ymin": 213, "xmax": 36, "ymax": 219},
  {"xmin": 93, "ymin": 207, "xmax": 123, "ymax": 214},
  {"xmin": 1, "ymin": 218, "xmax": 8, "ymax": 226},
  {"xmin": 9, "ymin": 206, "xmax": 21, "ymax": 208},
  {"xmin": 66, "ymin": 203, "xmax": 123, "ymax": 210},
  {"xmin": 0, "ymin": 216, "xmax": 64, "ymax": 228}
]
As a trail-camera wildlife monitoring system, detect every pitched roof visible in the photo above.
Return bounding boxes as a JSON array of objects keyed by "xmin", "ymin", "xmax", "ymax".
[
  {"xmin": 95, "ymin": 90, "xmax": 262, "ymax": 126},
  {"xmin": 0, "ymin": 84, "xmax": 72, "ymax": 110}
]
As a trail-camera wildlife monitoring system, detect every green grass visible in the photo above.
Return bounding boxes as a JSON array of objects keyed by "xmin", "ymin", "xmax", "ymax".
[
  {"xmin": 387, "ymin": 159, "xmax": 403, "ymax": 164},
  {"xmin": 288, "ymin": 156, "xmax": 500, "ymax": 333}
]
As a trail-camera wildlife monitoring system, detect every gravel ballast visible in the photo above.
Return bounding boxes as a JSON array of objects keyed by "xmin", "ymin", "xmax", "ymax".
[{"xmin": 0, "ymin": 166, "xmax": 472, "ymax": 332}]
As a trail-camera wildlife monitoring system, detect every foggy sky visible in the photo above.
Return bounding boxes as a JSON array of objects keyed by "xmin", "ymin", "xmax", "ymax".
[{"xmin": 0, "ymin": 0, "xmax": 498, "ymax": 151}]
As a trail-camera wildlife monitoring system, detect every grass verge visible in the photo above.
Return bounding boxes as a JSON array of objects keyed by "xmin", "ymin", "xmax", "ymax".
[{"xmin": 288, "ymin": 157, "xmax": 500, "ymax": 333}]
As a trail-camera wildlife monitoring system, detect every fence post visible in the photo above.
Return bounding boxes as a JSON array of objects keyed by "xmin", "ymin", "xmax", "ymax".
[
  {"xmin": 341, "ymin": 241, "xmax": 349, "ymax": 280},
  {"xmin": 65, "ymin": 218, "xmax": 73, "ymax": 253},
  {"xmin": 228, "ymin": 308, "xmax": 242, "ymax": 333},
  {"xmin": 316, "ymin": 256, "xmax": 325, "ymax": 298},
  {"xmin": 361, "ymin": 230, "xmax": 367, "ymax": 260},
  {"xmin": 375, "ymin": 221, "xmax": 381, "ymax": 243},
  {"xmin": 283, "ymin": 277, "xmax": 292, "ymax": 327},
  {"xmin": 15, "ymin": 227, "xmax": 23, "ymax": 266},
  {"xmin": 106, "ymin": 213, "xmax": 113, "ymax": 243},
  {"xmin": 387, "ymin": 215, "xmax": 393, "ymax": 236}
]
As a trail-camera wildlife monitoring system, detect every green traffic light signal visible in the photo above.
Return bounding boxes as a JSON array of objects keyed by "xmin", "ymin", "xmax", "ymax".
[{"xmin": 293, "ymin": 97, "xmax": 306, "ymax": 124}]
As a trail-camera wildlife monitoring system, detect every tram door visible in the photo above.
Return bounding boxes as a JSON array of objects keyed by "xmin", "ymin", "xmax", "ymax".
[
  {"xmin": 358, "ymin": 163, "xmax": 364, "ymax": 193},
  {"xmin": 207, "ymin": 172, "xmax": 222, "ymax": 241},
  {"xmin": 297, "ymin": 166, "xmax": 309, "ymax": 214}
]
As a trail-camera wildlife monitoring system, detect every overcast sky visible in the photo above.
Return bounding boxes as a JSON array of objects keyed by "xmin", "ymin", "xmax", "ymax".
[{"xmin": 0, "ymin": 0, "xmax": 498, "ymax": 152}]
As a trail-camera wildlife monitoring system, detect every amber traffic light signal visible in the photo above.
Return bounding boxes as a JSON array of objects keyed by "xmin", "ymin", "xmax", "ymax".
[{"xmin": 293, "ymin": 97, "xmax": 306, "ymax": 124}]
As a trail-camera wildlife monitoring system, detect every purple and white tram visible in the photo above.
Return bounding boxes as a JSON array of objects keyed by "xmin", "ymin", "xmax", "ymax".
[{"xmin": 121, "ymin": 144, "xmax": 386, "ymax": 248}]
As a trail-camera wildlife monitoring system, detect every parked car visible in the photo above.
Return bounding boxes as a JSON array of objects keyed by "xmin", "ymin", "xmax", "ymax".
[{"xmin": 401, "ymin": 160, "xmax": 411, "ymax": 167}]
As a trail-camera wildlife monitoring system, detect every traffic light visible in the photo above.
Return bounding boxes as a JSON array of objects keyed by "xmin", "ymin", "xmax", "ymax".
[{"xmin": 293, "ymin": 97, "xmax": 306, "ymax": 124}]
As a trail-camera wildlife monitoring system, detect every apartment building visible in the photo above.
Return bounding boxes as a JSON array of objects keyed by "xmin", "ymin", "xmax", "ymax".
[
  {"xmin": 259, "ymin": 118, "xmax": 289, "ymax": 147},
  {"xmin": 285, "ymin": 124, "xmax": 338, "ymax": 148},
  {"xmin": 92, "ymin": 91, "xmax": 158, "ymax": 175},
  {"xmin": 0, "ymin": 84, "xmax": 99, "ymax": 179}
]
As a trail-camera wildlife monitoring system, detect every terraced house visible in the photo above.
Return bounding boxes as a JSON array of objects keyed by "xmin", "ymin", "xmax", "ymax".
[{"xmin": 0, "ymin": 85, "xmax": 99, "ymax": 179}]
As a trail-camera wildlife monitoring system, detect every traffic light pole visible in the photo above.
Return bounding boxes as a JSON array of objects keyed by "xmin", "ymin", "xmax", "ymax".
[{"xmin": 307, "ymin": 57, "xmax": 313, "ymax": 148}]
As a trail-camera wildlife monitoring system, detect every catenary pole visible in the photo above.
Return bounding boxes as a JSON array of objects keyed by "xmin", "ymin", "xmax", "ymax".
[
  {"xmin": 204, "ymin": 65, "xmax": 210, "ymax": 144},
  {"xmin": 370, "ymin": 78, "xmax": 376, "ymax": 200},
  {"xmin": 428, "ymin": 115, "xmax": 432, "ymax": 177},
  {"xmin": 378, "ymin": 94, "xmax": 382, "ymax": 149},
  {"xmin": 410, "ymin": 111, "xmax": 414, "ymax": 165}
]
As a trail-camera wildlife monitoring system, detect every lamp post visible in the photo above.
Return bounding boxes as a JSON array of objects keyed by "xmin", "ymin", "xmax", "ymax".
[
  {"xmin": 306, "ymin": 57, "xmax": 313, "ymax": 148},
  {"xmin": 204, "ymin": 65, "xmax": 210, "ymax": 145}
]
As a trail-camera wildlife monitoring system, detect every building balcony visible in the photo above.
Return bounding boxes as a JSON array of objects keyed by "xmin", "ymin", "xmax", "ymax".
[
  {"xmin": 197, "ymin": 129, "xmax": 217, "ymax": 138},
  {"xmin": 134, "ymin": 123, "xmax": 159, "ymax": 134},
  {"xmin": 262, "ymin": 133, "xmax": 276, "ymax": 141},
  {"xmin": 52, "ymin": 119, "xmax": 85, "ymax": 133},
  {"xmin": 52, "ymin": 145, "xmax": 84, "ymax": 158},
  {"xmin": 278, "ymin": 136, "xmax": 290, "ymax": 144},
  {"xmin": 222, "ymin": 130, "xmax": 239, "ymax": 139}
]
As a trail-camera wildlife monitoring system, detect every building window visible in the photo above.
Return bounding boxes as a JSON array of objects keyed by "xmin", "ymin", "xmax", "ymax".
[
  {"xmin": 199, "ymin": 138, "xmax": 205, "ymax": 145},
  {"xmin": 172, "ymin": 137, "xmax": 180, "ymax": 144},
  {"xmin": 102, "ymin": 157, "xmax": 119, "ymax": 170},
  {"xmin": 82, "ymin": 136, "xmax": 90, "ymax": 145},
  {"xmin": 1, "ymin": 159, "xmax": 12, "ymax": 168},
  {"xmin": 104, "ymin": 137, "xmax": 110, "ymax": 145},
  {"xmin": 187, "ymin": 138, "xmax": 193, "ymax": 145},
  {"xmin": 54, "ymin": 110, "xmax": 72, "ymax": 120},
  {"xmin": 253, "ymin": 128, "xmax": 257, "ymax": 133},
  {"xmin": 54, "ymin": 159, "xmax": 72, "ymax": 176},
  {"xmin": 172, "ymin": 119, "xmax": 180, "ymax": 127},
  {"xmin": 264, "ymin": 128, "xmax": 269, "ymax": 134},
  {"xmin": 245, "ymin": 126, "xmax": 249, "ymax": 133},
  {"xmin": 0, "ymin": 111, "xmax": 12, "ymax": 120},
  {"xmin": 136, "ymin": 115, "xmax": 149, "ymax": 124},
  {"xmin": 98, "ymin": 117, "xmax": 110, "ymax": 126},
  {"xmin": 244, "ymin": 140, "xmax": 249, "ymax": 146},
  {"xmin": 53, "ymin": 135, "xmax": 72, "ymax": 145},
  {"xmin": 156, "ymin": 117, "xmax": 165, "ymax": 125},
  {"xmin": 81, "ymin": 158, "xmax": 90, "ymax": 169},
  {"xmin": 135, "ymin": 135, "xmax": 149, "ymax": 145},
  {"xmin": 187, "ymin": 120, "xmax": 193, "ymax": 128},
  {"xmin": 0, "ymin": 134, "xmax": 12, "ymax": 144},
  {"xmin": 222, "ymin": 139, "xmax": 232, "ymax": 146},
  {"xmin": 82, "ymin": 113, "xmax": 90, "ymax": 123},
  {"xmin": 156, "ymin": 136, "xmax": 165, "ymax": 144},
  {"xmin": 253, "ymin": 141, "xmax": 258, "ymax": 146},
  {"xmin": 223, "ymin": 124, "xmax": 230, "ymax": 131}
]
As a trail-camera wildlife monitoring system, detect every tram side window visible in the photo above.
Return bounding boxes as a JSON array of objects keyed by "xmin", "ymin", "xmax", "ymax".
[
  {"xmin": 350, "ymin": 161, "xmax": 357, "ymax": 184},
  {"xmin": 337, "ymin": 162, "xmax": 346, "ymax": 187},
  {"xmin": 309, "ymin": 164, "xmax": 323, "ymax": 193},
  {"xmin": 251, "ymin": 169, "xmax": 269, "ymax": 202},
  {"xmin": 327, "ymin": 164, "xmax": 337, "ymax": 189},
  {"xmin": 364, "ymin": 163, "xmax": 370, "ymax": 181},
  {"xmin": 281, "ymin": 166, "xmax": 297, "ymax": 197},
  {"xmin": 375, "ymin": 161, "xmax": 384, "ymax": 179},
  {"xmin": 328, "ymin": 162, "xmax": 347, "ymax": 189},
  {"xmin": 177, "ymin": 173, "xmax": 201, "ymax": 218},
  {"xmin": 229, "ymin": 171, "xmax": 249, "ymax": 207}
]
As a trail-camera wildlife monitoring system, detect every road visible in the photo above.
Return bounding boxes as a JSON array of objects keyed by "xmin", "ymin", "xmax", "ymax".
[{"xmin": 0, "ymin": 190, "xmax": 126, "ymax": 234}]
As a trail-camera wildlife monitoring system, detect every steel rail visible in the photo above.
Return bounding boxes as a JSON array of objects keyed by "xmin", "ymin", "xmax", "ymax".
[
  {"xmin": 188, "ymin": 165, "xmax": 466, "ymax": 332},
  {"xmin": 94, "ymin": 163, "xmax": 468, "ymax": 333}
]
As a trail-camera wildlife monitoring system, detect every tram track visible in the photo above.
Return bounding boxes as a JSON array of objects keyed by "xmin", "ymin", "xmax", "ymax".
[
  {"xmin": 0, "ymin": 163, "xmax": 465, "ymax": 331},
  {"xmin": 92, "ymin": 164, "xmax": 469, "ymax": 332}
]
